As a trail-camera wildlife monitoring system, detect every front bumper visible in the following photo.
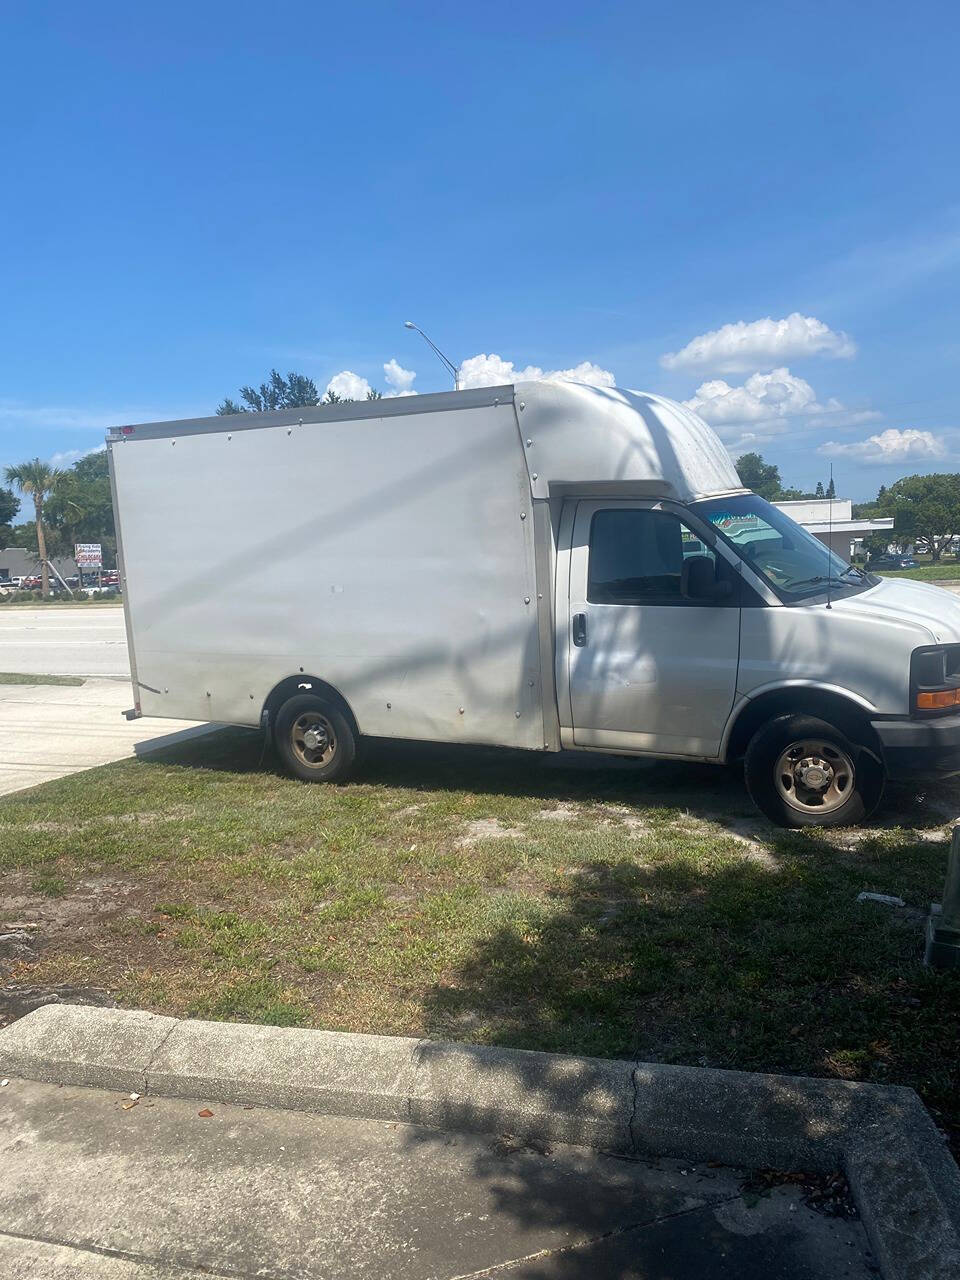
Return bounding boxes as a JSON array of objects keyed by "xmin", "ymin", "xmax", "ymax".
[{"xmin": 872, "ymin": 711, "xmax": 960, "ymax": 780}]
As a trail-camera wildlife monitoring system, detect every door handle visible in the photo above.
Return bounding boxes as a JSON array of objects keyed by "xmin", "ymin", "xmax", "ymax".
[{"xmin": 572, "ymin": 612, "xmax": 587, "ymax": 646}]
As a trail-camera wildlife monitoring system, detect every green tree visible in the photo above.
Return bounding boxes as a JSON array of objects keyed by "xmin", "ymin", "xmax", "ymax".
[
  {"xmin": 219, "ymin": 369, "xmax": 382, "ymax": 414},
  {"xmin": 321, "ymin": 388, "xmax": 382, "ymax": 404},
  {"xmin": 218, "ymin": 369, "xmax": 321, "ymax": 415},
  {"xmin": 878, "ymin": 474, "xmax": 960, "ymax": 562},
  {"xmin": 3, "ymin": 459, "xmax": 62, "ymax": 596},
  {"xmin": 0, "ymin": 485, "xmax": 20, "ymax": 546},
  {"xmin": 45, "ymin": 451, "xmax": 116, "ymax": 568},
  {"xmin": 815, "ymin": 480, "xmax": 825, "ymax": 498},
  {"xmin": 735, "ymin": 452, "xmax": 783, "ymax": 501},
  {"xmin": 9, "ymin": 522, "xmax": 38, "ymax": 554},
  {"xmin": 826, "ymin": 475, "xmax": 836, "ymax": 499},
  {"xmin": 863, "ymin": 532, "xmax": 892, "ymax": 560}
]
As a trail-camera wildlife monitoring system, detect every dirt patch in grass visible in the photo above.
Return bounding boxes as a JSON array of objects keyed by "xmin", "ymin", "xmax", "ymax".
[
  {"xmin": 535, "ymin": 803, "xmax": 581, "ymax": 822},
  {"xmin": 456, "ymin": 817, "xmax": 526, "ymax": 846},
  {"xmin": 16, "ymin": 806, "xmax": 197, "ymax": 835},
  {"xmin": 1, "ymin": 730, "xmax": 959, "ymax": 1156}
]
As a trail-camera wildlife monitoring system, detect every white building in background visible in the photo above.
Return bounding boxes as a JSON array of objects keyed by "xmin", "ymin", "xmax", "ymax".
[{"xmin": 772, "ymin": 498, "xmax": 894, "ymax": 559}]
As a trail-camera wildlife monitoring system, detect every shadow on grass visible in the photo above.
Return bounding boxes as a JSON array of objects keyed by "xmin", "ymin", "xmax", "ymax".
[
  {"xmin": 139, "ymin": 726, "xmax": 953, "ymax": 833},
  {"xmin": 402, "ymin": 855, "xmax": 960, "ymax": 1276},
  {"xmin": 419, "ymin": 855, "xmax": 960, "ymax": 1087}
]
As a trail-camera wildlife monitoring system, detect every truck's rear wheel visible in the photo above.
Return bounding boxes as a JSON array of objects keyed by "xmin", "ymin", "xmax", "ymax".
[
  {"xmin": 274, "ymin": 694, "xmax": 356, "ymax": 783},
  {"xmin": 744, "ymin": 713, "xmax": 883, "ymax": 828}
]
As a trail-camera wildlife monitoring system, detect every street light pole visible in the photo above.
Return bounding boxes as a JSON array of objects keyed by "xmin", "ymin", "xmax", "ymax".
[{"xmin": 403, "ymin": 322, "xmax": 460, "ymax": 390}]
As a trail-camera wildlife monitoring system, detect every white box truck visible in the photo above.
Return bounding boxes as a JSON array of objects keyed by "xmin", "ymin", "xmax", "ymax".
[{"xmin": 108, "ymin": 381, "xmax": 960, "ymax": 827}]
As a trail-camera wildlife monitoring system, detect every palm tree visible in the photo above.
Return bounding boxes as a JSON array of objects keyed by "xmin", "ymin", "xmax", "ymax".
[{"xmin": 4, "ymin": 459, "xmax": 62, "ymax": 597}]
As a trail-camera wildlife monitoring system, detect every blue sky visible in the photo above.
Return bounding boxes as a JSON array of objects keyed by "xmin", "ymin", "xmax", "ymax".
[{"xmin": 2, "ymin": 0, "xmax": 959, "ymax": 508}]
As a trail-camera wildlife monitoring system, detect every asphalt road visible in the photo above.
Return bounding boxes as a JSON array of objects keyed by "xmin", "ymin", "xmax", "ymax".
[{"xmin": 0, "ymin": 606, "xmax": 129, "ymax": 678}]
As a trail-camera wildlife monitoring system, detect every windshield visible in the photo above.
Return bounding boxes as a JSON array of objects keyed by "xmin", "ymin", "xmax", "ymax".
[{"xmin": 691, "ymin": 493, "xmax": 874, "ymax": 604}]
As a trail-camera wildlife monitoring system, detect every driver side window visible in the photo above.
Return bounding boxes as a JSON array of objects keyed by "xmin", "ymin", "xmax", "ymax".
[{"xmin": 587, "ymin": 508, "xmax": 720, "ymax": 606}]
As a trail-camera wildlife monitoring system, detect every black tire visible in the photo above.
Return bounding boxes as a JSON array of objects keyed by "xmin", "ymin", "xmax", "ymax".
[
  {"xmin": 274, "ymin": 694, "xmax": 357, "ymax": 784},
  {"xmin": 744, "ymin": 713, "xmax": 884, "ymax": 828}
]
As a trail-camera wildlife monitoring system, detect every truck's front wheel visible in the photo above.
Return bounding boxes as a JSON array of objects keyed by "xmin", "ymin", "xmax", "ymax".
[
  {"xmin": 744, "ymin": 713, "xmax": 884, "ymax": 828},
  {"xmin": 274, "ymin": 694, "xmax": 357, "ymax": 784}
]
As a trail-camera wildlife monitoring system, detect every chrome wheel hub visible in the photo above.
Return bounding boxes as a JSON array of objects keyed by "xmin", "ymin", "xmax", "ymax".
[
  {"xmin": 774, "ymin": 739, "xmax": 855, "ymax": 814},
  {"xmin": 291, "ymin": 713, "xmax": 336, "ymax": 768},
  {"xmin": 798, "ymin": 759, "xmax": 831, "ymax": 790}
]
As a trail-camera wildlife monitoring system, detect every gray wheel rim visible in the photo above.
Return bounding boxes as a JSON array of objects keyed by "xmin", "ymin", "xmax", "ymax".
[
  {"xmin": 774, "ymin": 738, "xmax": 855, "ymax": 815},
  {"xmin": 291, "ymin": 713, "xmax": 336, "ymax": 768}
]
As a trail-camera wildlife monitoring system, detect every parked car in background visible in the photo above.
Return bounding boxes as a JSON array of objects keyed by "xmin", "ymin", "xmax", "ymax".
[{"xmin": 868, "ymin": 554, "xmax": 918, "ymax": 571}]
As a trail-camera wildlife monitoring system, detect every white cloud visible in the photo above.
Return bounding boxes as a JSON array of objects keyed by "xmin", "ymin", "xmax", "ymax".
[
  {"xmin": 685, "ymin": 368, "xmax": 821, "ymax": 426},
  {"xmin": 457, "ymin": 353, "xmax": 616, "ymax": 390},
  {"xmin": 324, "ymin": 370, "xmax": 372, "ymax": 401},
  {"xmin": 820, "ymin": 429, "xmax": 947, "ymax": 465},
  {"xmin": 457, "ymin": 354, "xmax": 520, "ymax": 388},
  {"xmin": 683, "ymin": 367, "xmax": 882, "ymax": 450},
  {"xmin": 553, "ymin": 360, "xmax": 617, "ymax": 387},
  {"xmin": 383, "ymin": 359, "xmax": 417, "ymax": 397},
  {"xmin": 661, "ymin": 313, "xmax": 856, "ymax": 374}
]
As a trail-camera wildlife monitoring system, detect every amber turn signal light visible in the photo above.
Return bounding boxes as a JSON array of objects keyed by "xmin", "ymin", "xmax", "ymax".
[{"xmin": 916, "ymin": 688, "xmax": 960, "ymax": 710}]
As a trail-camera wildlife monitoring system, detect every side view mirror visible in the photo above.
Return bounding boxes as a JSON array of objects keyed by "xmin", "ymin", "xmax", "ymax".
[{"xmin": 681, "ymin": 555, "xmax": 733, "ymax": 602}]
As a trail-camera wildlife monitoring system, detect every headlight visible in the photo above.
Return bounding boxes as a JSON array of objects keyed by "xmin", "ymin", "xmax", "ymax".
[{"xmin": 912, "ymin": 645, "xmax": 960, "ymax": 714}]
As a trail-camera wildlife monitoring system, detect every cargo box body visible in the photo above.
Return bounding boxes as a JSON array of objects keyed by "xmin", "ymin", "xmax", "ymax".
[{"xmin": 108, "ymin": 388, "xmax": 551, "ymax": 750}]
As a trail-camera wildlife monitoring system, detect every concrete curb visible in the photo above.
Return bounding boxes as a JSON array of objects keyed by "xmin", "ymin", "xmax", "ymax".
[{"xmin": 2, "ymin": 1005, "xmax": 958, "ymax": 1280}]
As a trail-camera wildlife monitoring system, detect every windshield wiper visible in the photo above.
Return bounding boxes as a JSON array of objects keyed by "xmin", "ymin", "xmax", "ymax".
[{"xmin": 787, "ymin": 567, "xmax": 864, "ymax": 593}]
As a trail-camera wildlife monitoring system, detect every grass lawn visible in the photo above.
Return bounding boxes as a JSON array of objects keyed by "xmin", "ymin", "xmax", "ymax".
[
  {"xmin": 1, "ymin": 730, "xmax": 959, "ymax": 1151},
  {"xmin": 880, "ymin": 564, "xmax": 960, "ymax": 581},
  {"xmin": 0, "ymin": 673, "xmax": 85, "ymax": 686}
]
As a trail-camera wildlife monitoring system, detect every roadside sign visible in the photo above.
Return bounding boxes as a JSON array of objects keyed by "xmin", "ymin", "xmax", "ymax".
[{"xmin": 75, "ymin": 543, "xmax": 103, "ymax": 569}]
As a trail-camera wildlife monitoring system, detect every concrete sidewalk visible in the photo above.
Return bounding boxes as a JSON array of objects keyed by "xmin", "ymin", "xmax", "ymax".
[
  {"xmin": 7, "ymin": 1005, "xmax": 960, "ymax": 1278},
  {"xmin": 0, "ymin": 1075, "xmax": 873, "ymax": 1280},
  {"xmin": 0, "ymin": 678, "xmax": 213, "ymax": 796}
]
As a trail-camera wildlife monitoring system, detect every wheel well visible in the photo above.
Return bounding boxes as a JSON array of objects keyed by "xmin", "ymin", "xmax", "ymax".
[
  {"xmin": 725, "ymin": 688, "xmax": 882, "ymax": 762},
  {"xmin": 261, "ymin": 676, "xmax": 359, "ymax": 740}
]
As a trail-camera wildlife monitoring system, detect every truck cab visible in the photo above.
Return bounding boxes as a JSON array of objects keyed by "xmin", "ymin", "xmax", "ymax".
[{"xmin": 552, "ymin": 468, "xmax": 960, "ymax": 826}]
